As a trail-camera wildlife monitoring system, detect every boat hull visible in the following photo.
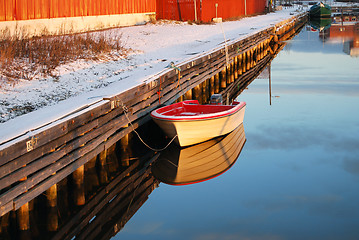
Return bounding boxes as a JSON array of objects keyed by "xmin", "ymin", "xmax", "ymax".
[
  {"xmin": 309, "ymin": 2, "xmax": 331, "ymax": 18},
  {"xmin": 151, "ymin": 101, "xmax": 246, "ymax": 147}
]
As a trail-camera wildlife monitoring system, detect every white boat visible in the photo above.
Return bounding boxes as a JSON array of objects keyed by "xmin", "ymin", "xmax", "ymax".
[{"xmin": 151, "ymin": 97, "xmax": 246, "ymax": 147}]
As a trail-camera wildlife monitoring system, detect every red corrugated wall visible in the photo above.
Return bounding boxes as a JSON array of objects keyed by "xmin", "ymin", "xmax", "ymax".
[
  {"xmin": 157, "ymin": 0, "xmax": 267, "ymax": 22},
  {"xmin": 0, "ymin": 0, "xmax": 156, "ymax": 21}
]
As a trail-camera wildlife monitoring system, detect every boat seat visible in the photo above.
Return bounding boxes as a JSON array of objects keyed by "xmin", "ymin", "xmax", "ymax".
[{"xmin": 178, "ymin": 112, "xmax": 199, "ymax": 116}]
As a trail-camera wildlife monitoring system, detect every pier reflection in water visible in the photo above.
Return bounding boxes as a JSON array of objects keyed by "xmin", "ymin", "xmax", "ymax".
[{"xmin": 0, "ymin": 18, "xmax": 307, "ymax": 240}]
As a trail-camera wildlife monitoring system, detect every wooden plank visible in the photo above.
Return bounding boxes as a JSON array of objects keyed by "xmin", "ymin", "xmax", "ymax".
[
  {"xmin": 9, "ymin": 114, "xmax": 152, "ymax": 210},
  {"xmin": 0, "ymin": 102, "xmax": 112, "ymax": 166},
  {"xmin": 0, "ymin": 201, "xmax": 13, "ymax": 217}
]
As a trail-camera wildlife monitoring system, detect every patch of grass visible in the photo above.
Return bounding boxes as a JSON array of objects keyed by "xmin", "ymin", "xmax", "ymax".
[{"xmin": 0, "ymin": 27, "xmax": 129, "ymax": 87}]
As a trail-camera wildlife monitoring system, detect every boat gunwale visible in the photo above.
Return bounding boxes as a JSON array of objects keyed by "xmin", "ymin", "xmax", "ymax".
[{"xmin": 151, "ymin": 100, "xmax": 246, "ymax": 122}]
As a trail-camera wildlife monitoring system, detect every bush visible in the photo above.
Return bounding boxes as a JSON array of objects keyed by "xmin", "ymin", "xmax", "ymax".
[{"xmin": 0, "ymin": 27, "xmax": 129, "ymax": 87}]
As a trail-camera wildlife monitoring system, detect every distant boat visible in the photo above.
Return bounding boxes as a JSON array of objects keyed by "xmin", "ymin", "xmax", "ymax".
[
  {"xmin": 309, "ymin": 17, "xmax": 332, "ymax": 31},
  {"xmin": 151, "ymin": 123, "xmax": 246, "ymax": 185},
  {"xmin": 151, "ymin": 96, "xmax": 246, "ymax": 147},
  {"xmin": 309, "ymin": 2, "xmax": 332, "ymax": 18}
]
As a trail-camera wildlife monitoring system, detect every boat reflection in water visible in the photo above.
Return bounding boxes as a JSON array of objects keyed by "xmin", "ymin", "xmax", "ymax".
[{"xmin": 152, "ymin": 123, "xmax": 246, "ymax": 185}]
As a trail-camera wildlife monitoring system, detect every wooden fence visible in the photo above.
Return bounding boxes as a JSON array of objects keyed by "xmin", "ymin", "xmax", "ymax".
[
  {"xmin": 0, "ymin": 13, "xmax": 308, "ymax": 219},
  {"xmin": 0, "ymin": 0, "xmax": 156, "ymax": 21}
]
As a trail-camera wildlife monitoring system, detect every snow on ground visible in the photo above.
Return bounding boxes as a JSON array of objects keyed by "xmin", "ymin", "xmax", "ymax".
[{"xmin": 0, "ymin": 7, "xmax": 306, "ymax": 145}]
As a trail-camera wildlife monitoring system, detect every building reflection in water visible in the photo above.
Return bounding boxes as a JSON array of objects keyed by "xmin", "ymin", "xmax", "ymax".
[{"xmin": 311, "ymin": 15, "xmax": 359, "ymax": 56}]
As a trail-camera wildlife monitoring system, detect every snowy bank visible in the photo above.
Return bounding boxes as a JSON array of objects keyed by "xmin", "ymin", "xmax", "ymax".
[{"xmin": 0, "ymin": 7, "xmax": 306, "ymax": 146}]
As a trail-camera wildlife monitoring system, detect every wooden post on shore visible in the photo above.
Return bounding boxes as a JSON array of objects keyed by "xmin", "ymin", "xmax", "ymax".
[
  {"xmin": 210, "ymin": 76, "xmax": 215, "ymax": 96},
  {"xmin": 226, "ymin": 65, "xmax": 231, "ymax": 85},
  {"xmin": 184, "ymin": 89, "xmax": 192, "ymax": 100},
  {"xmin": 230, "ymin": 61, "xmax": 235, "ymax": 83},
  {"xmin": 193, "ymin": 84, "xmax": 202, "ymax": 103},
  {"xmin": 46, "ymin": 184, "xmax": 57, "ymax": 208},
  {"xmin": 234, "ymin": 57, "xmax": 238, "ymax": 80},
  {"xmin": 201, "ymin": 81, "xmax": 207, "ymax": 104},
  {"xmin": 214, "ymin": 73, "xmax": 220, "ymax": 93},
  {"xmin": 73, "ymin": 165, "xmax": 85, "ymax": 206},
  {"xmin": 242, "ymin": 53, "xmax": 246, "ymax": 73},
  {"xmin": 238, "ymin": 54, "xmax": 242, "ymax": 75},
  {"xmin": 220, "ymin": 68, "xmax": 226, "ymax": 90}
]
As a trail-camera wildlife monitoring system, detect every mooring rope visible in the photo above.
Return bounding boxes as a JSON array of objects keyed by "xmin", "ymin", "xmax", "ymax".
[
  {"xmin": 120, "ymin": 101, "xmax": 178, "ymax": 152},
  {"xmin": 219, "ymin": 22, "xmax": 230, "ymax": 67}
]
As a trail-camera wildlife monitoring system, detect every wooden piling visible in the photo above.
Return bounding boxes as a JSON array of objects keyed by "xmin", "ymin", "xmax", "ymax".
[
  {"xmin": 214, "ymin": 73, "xmax": 220, "ymax": 94},
  {"xmin": 234, "ymin": 57, "xmax": 238, "ymax": 80},
  {"xmin": 46, "ymin": 184, "xmax": 57, "ymax": 208},
  {"xmin": 220, "ymin": 68, "xmax": 226, "ymax": 90},
  {"xmin": 210, "ymin": 76, "xmax": 215, "ymax": 96},
  {"xmin": 73, "ymin": 165, "xmax": 85, "ymax": 206},
  {"xmin": 201, "ymin": 81, "xmax": 208, "ymax": 104},
  {"xmin": 193, "ymin": 84, "xmax": 202, "ymax": 103},
  {"xmin": 242, "ymin": 53, "xmax": 246, "ymax": 73},
  {"xmin": 184, "ymin": 89, "xmax": 192, "ymax": 100}
]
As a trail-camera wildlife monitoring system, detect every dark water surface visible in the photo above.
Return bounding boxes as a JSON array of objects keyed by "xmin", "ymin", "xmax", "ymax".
[{"xmin": 116, "ymin": 24, "xmax": 359, "ymax": 240}]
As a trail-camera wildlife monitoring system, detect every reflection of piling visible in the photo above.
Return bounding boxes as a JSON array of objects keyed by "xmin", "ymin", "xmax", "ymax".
[
  {"xmin": 47, "ymin": 206, "xmax": 58, "ymax": 232},
  {"xmin": 17, "ymin": 203, "xmax": 29, "ymax": 231}
]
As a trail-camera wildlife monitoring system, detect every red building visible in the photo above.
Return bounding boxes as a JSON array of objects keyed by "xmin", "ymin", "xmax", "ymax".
[
  {"xmin": 157, "ymin": 0, "xmax": 268, "ymax": 22},
  {"xmin": 1, "ymin": 0, "xmax": 267, "ymax": 22}
]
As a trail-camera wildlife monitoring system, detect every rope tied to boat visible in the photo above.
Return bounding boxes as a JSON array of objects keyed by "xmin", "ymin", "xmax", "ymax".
[
  {"xmin": 120, "ymin": 100, "xmax": 178, "ymax": 152},
  {"xmin": 166, "ymin": 62, "xmax": 181, "ymax": 88}
]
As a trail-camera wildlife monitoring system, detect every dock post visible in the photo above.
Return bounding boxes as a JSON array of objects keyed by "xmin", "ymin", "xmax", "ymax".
[
  {"xmin": 234, "ymin": 57, "xmax": 238, "ymax": 80},
  {"xmin": 226, "ymin": 65, "xmax": 231, "ymax": 85},
  {"xmin": 214, "ymin": 73, "xmax": 220, "ymax": 94},
  {"xmin": 230, "ymin": 61, "xmax": 235, "ymax": 83},
  {"xmin": 193, "ymin": 84, "xmax": 202, "ymax": 104},
  {"xmin": 184, "ymin": 89, "xmax": 192, "ymax": 100},
  {"xmin": 210, "ymin": 76, "xmax": 215, "ymax": 96},
  {"xmin": 238, "ymin": 54, "xmax": 242, "ymax": 75},
  {"xmin": 46, "ymin": 184, "xmax": 57, "ymax": 208},
  {"xmin": 73, "ymin": 165, "xmax": 85, "ymax": 206},
  {"xmin": 241, "ymin": 53, "xmax": 246, "ymax": 73},
  {"xmin": 220, "ymin": 68, "xmax": 226, "ymax": 90}
]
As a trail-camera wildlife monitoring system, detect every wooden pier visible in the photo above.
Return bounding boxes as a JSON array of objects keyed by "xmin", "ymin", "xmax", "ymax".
[{"xmin": 0, "ymin": 12, "xmax": 308, "ymax": 222}]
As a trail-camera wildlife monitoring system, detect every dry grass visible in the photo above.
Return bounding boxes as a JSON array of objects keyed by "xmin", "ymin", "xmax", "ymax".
[{"xmin": 0, "ymin": 27, "xmax": 129, "ymax": 86}]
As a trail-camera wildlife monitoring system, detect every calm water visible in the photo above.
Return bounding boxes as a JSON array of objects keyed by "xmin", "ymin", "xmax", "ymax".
[{"xmin": 116, "ymin": 24, "xmax": 359, "ymax": 239}]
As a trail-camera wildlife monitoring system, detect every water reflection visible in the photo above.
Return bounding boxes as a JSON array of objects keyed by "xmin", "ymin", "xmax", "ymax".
[
  {"xmin": 152, "ymin": 124, "xmax": 246, "ymax": 185},
  {"xmin": 309, "ymin": 15, "xmax": 359, "ymax": 56}
]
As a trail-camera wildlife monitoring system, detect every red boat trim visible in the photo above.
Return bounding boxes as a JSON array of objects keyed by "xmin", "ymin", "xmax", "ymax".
[{"xmin": 151, "ymin": 101, "xmax": 246, "ymax": 121}]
